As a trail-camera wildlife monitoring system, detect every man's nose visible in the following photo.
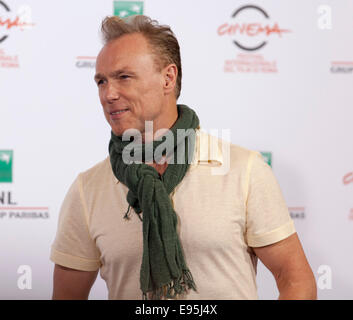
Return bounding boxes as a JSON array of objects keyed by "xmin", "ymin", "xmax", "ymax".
[{"xmin": 105, "ymin": 82, "xmax": 120, "ymax": 103}]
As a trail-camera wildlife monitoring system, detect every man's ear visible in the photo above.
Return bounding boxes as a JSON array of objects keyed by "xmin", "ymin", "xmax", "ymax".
[{"xmin": 163, "ymin": 64, "xmax": 178, "ymax": 95}]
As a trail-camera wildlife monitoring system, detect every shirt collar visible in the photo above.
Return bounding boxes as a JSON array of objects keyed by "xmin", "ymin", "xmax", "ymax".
[{"xmin": 192, "ymin": 127, "xmax": 224, "ymax": 167}]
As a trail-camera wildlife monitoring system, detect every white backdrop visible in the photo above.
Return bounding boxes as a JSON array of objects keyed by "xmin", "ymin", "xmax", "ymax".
[{"xmin": 0, "ymin": 0, "xmax": 352, "ymax": 299}]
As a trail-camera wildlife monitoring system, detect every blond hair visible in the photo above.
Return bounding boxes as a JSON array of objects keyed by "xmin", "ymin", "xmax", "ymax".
[{"xmin": 101, "ymin": 15, "xmax": 182, "ymax": 99}]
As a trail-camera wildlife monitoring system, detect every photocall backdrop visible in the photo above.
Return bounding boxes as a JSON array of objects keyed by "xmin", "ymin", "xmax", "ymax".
[{"xmin": 0, "ymin": 0, "xmax": 352, "ymax": 299}]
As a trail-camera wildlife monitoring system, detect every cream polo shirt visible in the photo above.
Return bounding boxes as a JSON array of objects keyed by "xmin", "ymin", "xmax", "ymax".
[{"xmin": 50, "ymin": 129, "xmax": 296, "ymax": 300}]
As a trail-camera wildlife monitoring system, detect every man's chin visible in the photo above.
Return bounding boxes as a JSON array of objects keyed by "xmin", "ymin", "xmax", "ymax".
[
  {"xmin": 110, "ymin": 123, "xmax": 128, "ymax": 137},
  {"xmin": 111, "ymin": 129, "xmax": 126, "ymax": 137},
  {"xmin": 111, "ymin": 126, "xmax": 143, "ymax": 138}
]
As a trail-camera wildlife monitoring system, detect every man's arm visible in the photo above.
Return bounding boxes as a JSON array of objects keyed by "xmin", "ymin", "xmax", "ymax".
[
  {"xmin": 52, "ymin": 264, "xmax": 98, "ymax": 300},
  {"xmin": 252, "ymin": 233, "xmax": 317, "ymax": 300}
]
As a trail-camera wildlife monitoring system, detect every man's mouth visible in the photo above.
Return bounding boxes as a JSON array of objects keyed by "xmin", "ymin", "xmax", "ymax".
[
  {"xmin": 110, "ymin": 108, "xmax": 129, "ymax": 119},
  {"xmin": 111, "ymin": 109, "xmax": 129, "ymax": 115}
]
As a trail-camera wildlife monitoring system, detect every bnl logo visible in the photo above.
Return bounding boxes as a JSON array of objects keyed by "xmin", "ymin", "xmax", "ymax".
[
  {"xmin": 0, "ymin": 150, "xmax": 13, "ymax": 183},
  {"xmin": 113, "ymin": 1, "xmax": 144, "ymax": 18}
]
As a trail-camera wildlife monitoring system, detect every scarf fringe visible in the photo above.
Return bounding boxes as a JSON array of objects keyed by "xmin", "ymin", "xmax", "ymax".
[
  {"xmin": 143, "ymin": 270, "xmax": 197, "ymax": 300},
  {"xmin": 123, "ymin": 205, "xmax": 131, "ymax": 220},
  {"xmin": 124, "ymin": 204, "xmax": 143, "ymax": 222}
]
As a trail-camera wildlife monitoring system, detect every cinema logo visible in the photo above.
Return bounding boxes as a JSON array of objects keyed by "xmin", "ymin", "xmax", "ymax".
[
  {"xmin": 218, "ymin": 5, "xmax": 290, "ymax": 73},
  {"xmin": 348, "ymin": 209, "xmax": 353, "ymax": 221},
  {"xmin": 0, "ymin": 1, "xmax": 34, "ymax": 43},
  {"xmin": 0, "ymin": 1, "xmax": 35, "ymax": 68},
  {"xmin": 330, "ymin": 61, "xmax": 353, "ymax": 74},
  {"xmin": 0, "ymin": 191, "xmax": 49, "ymax": 219},
  {"xmin": 75, "ymin": 56, "xmax": 96, "ymax": 69},
  {"xmin": 0, "ymin": 48, "xmax": 19, "ymax": 68},
  {"xmin": 217, "ymin": 5, "xmax": 290, "ymax": 51},
  {"xmin": 343, "ymin": 172, "xmax": 353, "ymax": 186},
  {"xmin": 224, "ymin": 53, "xmax": 278, "ymax": 73},
  {"xmin": 289, "ymin": 207, "xmax": 306, "ymax": 220}
]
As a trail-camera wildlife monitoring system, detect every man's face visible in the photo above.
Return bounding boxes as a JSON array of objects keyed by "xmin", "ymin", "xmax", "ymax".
[{"xmin": 95, "ymin": 33, "xmax": 168, "ymax": 137}]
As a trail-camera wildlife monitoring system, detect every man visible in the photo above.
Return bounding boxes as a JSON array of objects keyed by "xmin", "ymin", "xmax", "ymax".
[{"xmin": 50, "ymin": 15, "xmax": 317, "ymax": 300}]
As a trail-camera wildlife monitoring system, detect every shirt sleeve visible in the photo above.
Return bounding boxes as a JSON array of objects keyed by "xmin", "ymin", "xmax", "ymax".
[
  {"xmin": 50, "ymin": 173, "xmax": 101, "ymax": 271},
  {"xmin": 245, "ymin": 151, "xmax": 296, "ymax": 247}
]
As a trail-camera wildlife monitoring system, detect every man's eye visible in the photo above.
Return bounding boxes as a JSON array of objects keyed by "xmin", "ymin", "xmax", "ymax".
[
  {"xmin": 120, "ymin": 75, "xmax": 130, "ymax": 79},
  {"xmin": 97, "ymin": 79, "xmax": 104, "ymax": 86}
]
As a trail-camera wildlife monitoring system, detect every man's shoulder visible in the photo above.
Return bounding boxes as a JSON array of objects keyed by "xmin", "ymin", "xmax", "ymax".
[
  {"xmin": 228, "ymin": 140, "xmax": 256, "ymax": 157},
  {"xmin": 198, "ymin": 129, "xmax": 257, "ymax": 166},
  {"xmin": 78, "ymin": 156, "xmax": 116, "ymax": 187}
]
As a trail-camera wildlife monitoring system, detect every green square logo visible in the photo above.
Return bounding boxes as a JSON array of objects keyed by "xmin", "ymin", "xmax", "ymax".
[
  {"xmin": 260, "ymin": 151, "xmax": 272, "ymax": 167},
  {"xmin": 113, "ymin": 1, "xmax": 144, "ymax": 18},
  {"xmin": 0, "ymin": 150, "xmax": 13, "ymax": 183}
]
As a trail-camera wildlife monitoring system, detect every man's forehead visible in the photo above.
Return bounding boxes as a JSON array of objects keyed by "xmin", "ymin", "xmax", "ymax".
[
  {"xmin": 99, "ymin": 33, "xmax": 150, "ymax": 58},
  {"xmin": 96, "ymin": 33, "xmax": 157, "ymax": 74}
]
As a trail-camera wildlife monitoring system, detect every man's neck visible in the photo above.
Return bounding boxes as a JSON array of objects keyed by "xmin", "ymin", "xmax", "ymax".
[
  {"xmin": 143, "ymin": 100, "xmax": 178, "ymax": 174},
  {"xmin": 142, "ymin": 101, "xmax": 178, "ymax": 143},
  {"xmin": 148, "ymin": 160, "xmax": 168, "ymax": 176}
]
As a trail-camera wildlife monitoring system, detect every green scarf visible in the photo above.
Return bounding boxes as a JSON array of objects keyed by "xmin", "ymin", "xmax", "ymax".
[{"xmin": 109, "ymin": 104, "xmax": 199, "ymax": 300}]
